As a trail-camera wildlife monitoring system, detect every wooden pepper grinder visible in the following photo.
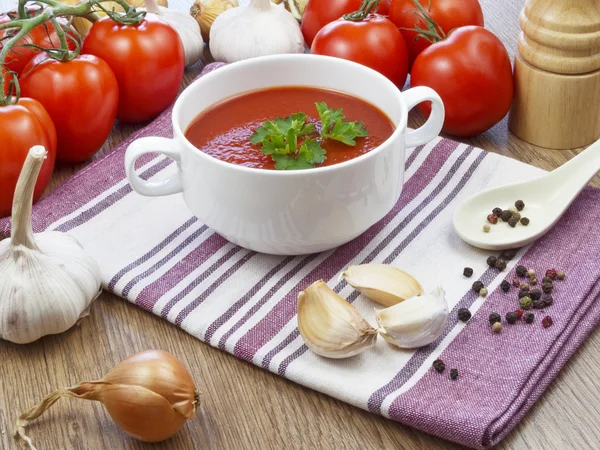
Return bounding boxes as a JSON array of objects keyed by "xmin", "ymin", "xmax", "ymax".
[{"xmin": 509, "ymin": 0, "xmax": 600, "ymax": 150}]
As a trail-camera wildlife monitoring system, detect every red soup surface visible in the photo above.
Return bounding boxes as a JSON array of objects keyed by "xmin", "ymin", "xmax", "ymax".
[{"xmin": 185, "ymin": 86, "xmax": 396, "ymax": 170}]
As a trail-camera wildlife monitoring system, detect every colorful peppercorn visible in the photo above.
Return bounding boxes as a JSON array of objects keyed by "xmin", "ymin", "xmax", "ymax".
[
  {"xmin": 472, "ymin": 281, "xmax": 484, "ymax": 293},
  {"xmin": 518, "ymin": 290, "xmax": 530, "ymax": 299},
  {"xmin": 529, "ymin": 277, "xmax": 538, "ymax": 286},
  {"xmin": 487, "ymin": 214, "xmax": 499, "ymax": 224},
  {"xmin": 457, "ymin": 308, "xmax": 472, "ymax": 322},
  {"xmin": 515, "ymin": 309, "xmax": 524, "ymax": 319},
  {"xmin": 463, "ymin": 267, "xmax": 474, "ymax": 278},
  {"xmin": 492, "ymin": 322, "xmax": 503, "ymax": 333},
  {"xmin": 433, "ymin": 359, "xmax": 446, "ymax": 373},
  {"xmin": 546, "ymin": 268, "xmax": 558, "ymax": 279},
  {"xmin": 529, "ymin": 289, "xmax": 542, "ymax": 300},
  {"xmin": 513, "ymin": 278, "xmax": 521, "ymax": 288},
  {"xmin": 450, "ymin": 368, "xmax": 459, "ymax": 380},
  {"xmin": 542, "ymin": 276, "xmax": 553, "ymax": 284},
  {"xmin": 524, "ymin": 312, "xmax": 535, "ymax": 324},
  {"xmin": 542, "ymin": 295, "xmax": 554, "ymax": 307},
  {"xmin": 520, "ymin": 283, "xmax": 530, "ymax": 292},
  {"xmin": 532, "ymin": 299, "xmax": 544, "ymax": 309},
  {"xmin": 489, "ymin": 312, "xmax": 501, "ymax": 325},
  {"xmin": 492, "ymin": 207, "xmax": 503, "ymax": 216},
  {"xmin": 500, "ymin": 210, "xmax": 512, "ymax": 222},
  {"xmin": 557, "ymin": 271, "xmax": 566, "ymax": 280},
  {"xmin": 520, "ymin": 217, "xmax": 530, "ymax": 226},
  {"xmin": 506, "ymin": 311, "xmax": 519, "ymax": 324},
  {"xmin": 520, "ymin": 296, "xmax": 533, "ymax": 310},
  {"xmin": 515, "ymin": 200, "xmax": 525, "ymax": 211},
  {"xmin": 480, "ymin": 288, "xmax": 488, "ymax": 297},
  {"xmin": 495, "ymin": 259, "xmax": 507, "ymax": 271},
  {"xmin": 501, "ymin": 249, "xmax": 518, "ymax": 260},
  {"xmin": 501, "ymin": 280, "xmax": 510, "ymax": 292},
  {"xmin": 527, "ymin": 269, "xmax": 536, "ymax": 277},
  {"xmin": 486, "ymin": 256, "xmax": 497, "ymax": 267},
  {"xmin": 516, "ymin": 265, "xmax": 528, "ymax": 277},
  {"xmin": 542, "ymin": 282, "xmax": 553, "ymax": 294},
  {"xmin": 542, "ymin": 316, "xmax": 553, "ymax": 328},
  {"xmin": 483, "ymin": 224, "xmax": 491, "ymax": 233},
  {"xmin": 512, "ymin": 212, "xmax": 522, "ymax": 221},
  {"xmin": 508, "ymin": 217, "xmax": 518, "ymax": 228}
]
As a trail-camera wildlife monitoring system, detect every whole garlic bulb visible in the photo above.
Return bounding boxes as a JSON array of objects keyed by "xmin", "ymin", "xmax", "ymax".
[
  {"xmin": 209, "ymin": 0, "xmax": 305, "ymax": 63},
  {"xmin": 143, "ymin": 0, "xmax": 205, "ymax": 66},
  {"xmin": 190, "ymin": 0, "xmax": 239, "ymax": 42},
  {"xmin": 0, "ymin": 147, "xmax": 102, "ymax": 344}
]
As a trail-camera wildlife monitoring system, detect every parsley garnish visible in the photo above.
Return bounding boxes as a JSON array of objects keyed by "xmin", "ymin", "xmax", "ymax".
[{"xmin": 250, "ymin": 102, "xmax": 368, "ymax": 170}]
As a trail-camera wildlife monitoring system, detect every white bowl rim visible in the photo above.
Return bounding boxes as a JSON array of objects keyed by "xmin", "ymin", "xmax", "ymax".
[{"xmin": 172, "ymin": 53, "xmax": 408, "ymax": 177}]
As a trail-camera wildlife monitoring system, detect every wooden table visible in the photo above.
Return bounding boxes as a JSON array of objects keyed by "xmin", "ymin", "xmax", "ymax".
[{"xmin": 2, "ymin": 0, "xmax": 600, "ymax": 449}]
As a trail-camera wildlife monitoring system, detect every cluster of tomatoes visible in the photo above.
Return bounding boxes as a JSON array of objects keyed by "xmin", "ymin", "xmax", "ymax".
[
  {"xmin": 0, "ymin": 11, "xmax": 185, "ymax": 217},
  {"xmin": 302, "ymin": 0, "xmax": 514, "ymax": 139}
]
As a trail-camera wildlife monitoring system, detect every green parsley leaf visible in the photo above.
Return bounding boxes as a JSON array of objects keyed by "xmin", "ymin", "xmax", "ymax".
[
  {"xmin": 316, "ymin": 101, "xmax": 368, "ymax": 146},
  {"xmin": 299, "ymin": 138, "xmax": 326, "ymax": 165},
  {"xmin": 273, "ymin": 154, "xmax": 314, "ymax": 170}
]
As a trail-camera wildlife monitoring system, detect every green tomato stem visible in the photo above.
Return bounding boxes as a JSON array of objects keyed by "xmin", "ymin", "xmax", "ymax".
[{"xmin": 344, "ymin": 0, "xmax": 380, "ymax": 22}]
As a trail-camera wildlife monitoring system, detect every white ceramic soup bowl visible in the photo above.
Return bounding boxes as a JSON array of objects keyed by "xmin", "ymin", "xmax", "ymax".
[{"xmin": 125, "ymin": 54, "xmax": 444, "ymax": 255}]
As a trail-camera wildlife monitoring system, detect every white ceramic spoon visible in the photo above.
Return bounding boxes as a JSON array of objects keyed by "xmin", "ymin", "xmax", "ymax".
[{"xmin": 453, "ymin": 138, "xmax": 600, "ymax": 250}]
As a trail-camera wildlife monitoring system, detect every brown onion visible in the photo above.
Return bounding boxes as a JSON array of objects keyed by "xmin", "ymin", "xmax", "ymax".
[{"xmin": 15, "ymin": 350, "xmax": 200, "ymax": 449}]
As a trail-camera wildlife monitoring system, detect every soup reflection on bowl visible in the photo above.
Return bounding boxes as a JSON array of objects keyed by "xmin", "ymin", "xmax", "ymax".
[{"xmin": 125, "ymin": 54, "xmax": 444, "ymax": 255}]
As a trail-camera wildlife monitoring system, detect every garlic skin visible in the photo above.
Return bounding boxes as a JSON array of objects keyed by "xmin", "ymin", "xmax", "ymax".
[
  {"xmin": 375, "ymin": 287, "xmax": 448, "ymax": 349},
  {"xmin": 190, "ymin": 0, "xmax": 238, "ymax": 42},
  {"xmin": 143, "ymin": 0, "xmax": 204, "ymax": 66},
  {"xmin": 209, "ymin": 0, "xmax": 305, "ymax": 64},
  {"xmin": 342, "ymin": 264, "xmax": 423, "ymax": 307},
  {"xmin": 298, "ymin": 280, "xmax": 377, "ymax": 359},
  {"xmin": 0, "ymin": 147, "xmax": 102, "ymax": 344},
  {"xmin": 287, "ymin": 0, "xmax": 307, "ymax": 21}
]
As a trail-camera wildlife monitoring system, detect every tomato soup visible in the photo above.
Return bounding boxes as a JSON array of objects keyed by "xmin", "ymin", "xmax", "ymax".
[{"xmin": 184, "ymin": 87, "xmax": 395, "ymax": 170}]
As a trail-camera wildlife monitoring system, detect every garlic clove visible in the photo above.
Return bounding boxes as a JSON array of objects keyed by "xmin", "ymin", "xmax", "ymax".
[
  {"xmin": 190, "ymin": 0, "xmax": 239, "ymax": 42},
  {"xmin": 298, "ymin": 280, "xmax": 377, "ymax": 359},
  {"xmin": 342, "ymin": 264, "xmax": 423, "ymax": 307},
  {"xmin": 375, "ymin": 287, "xmax": 448, "ymax": 349}
]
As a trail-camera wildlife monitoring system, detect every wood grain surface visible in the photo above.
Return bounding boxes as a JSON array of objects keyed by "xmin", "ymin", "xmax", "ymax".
[{"xmin": 2, "ymin": 0, "xmax": 600, "ymax": 449}]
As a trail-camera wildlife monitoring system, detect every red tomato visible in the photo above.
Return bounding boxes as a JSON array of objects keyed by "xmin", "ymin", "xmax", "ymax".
[
  {"xmin": 411, "ymin": 26, "xmax": 513, "ymax": 137},
  {"xmin": 389, "ymin": 0, "xmax": 483, "ymax": 68},
  {"xmin": 82, "ymin": 16, "xmax": 184, "ymax": 124},
  {"xmin": 311, "ymin": 14, "xmax": 409, "ymax": 87},
  {"xmin": 20, "ymin": 53, "xmax": 119, "ymax": 163},
  {"xmin": 0, "ymin": 11, "xmax": 77, "ymax": 75},
  {"xmin": 0, "ymin": 98, "xmax": 57, "ymax": 218},
  {"xmin": 302, "ymin": 0, "xmax": 390, "ymax": 47}
]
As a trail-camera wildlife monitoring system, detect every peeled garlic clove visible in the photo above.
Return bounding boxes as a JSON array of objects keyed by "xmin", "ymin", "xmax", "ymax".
[
  {"xmin": 298, "ymin": 280, "xmax": 377, "ymax": 359},
  {"xmin": 342, "ymin": 264, "xmax": 423, "ymax": 307},
  {"xmin": 375, "ymin": 287, "xmax": 448, "ymax": 349}
]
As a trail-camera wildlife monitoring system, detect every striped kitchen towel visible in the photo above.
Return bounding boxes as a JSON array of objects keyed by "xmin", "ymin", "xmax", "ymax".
[{"xmin": 2, "ymin": 63, "xmax": 600, "ymax": 449}]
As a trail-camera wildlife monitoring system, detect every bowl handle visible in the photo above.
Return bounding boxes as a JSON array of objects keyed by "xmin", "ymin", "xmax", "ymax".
[
  {"xmin": 125, "ymin": 137, "xmax": 183, "ymax": 197},
  {"xmin": 402, "ymin": 86, "xmax": 445, "ymax": 148}
]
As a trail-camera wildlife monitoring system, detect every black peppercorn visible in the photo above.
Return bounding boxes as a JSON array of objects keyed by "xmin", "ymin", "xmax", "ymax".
[
  {"xmin": 432, "ymin": 359, "xmax": 446, "ymax": 373},
  {"xmin": 501, "ymin": 249, "xmax": 519, "ymax": 260},
  {"xmin": 518, "ymin": 290, "xmax": 530, "ymax": 299},
  {"xmin": 524, "ymin": 312, "xmax": 535, "ymax": 324},
  {"xmin": 457, "ymin": 308, "xmax": 472, "ymax": 322},
  {"xmin": 520, "ymin": 217, "xmax": 530, "ymax": 226},
  {"xmin": 515, "ymin": 200, "xmax": 525, "ymax": 211},
  {"xmin": 495, "ymin": 259, "xmax": 507, "ymax": 271},
  {"xmin": 450, "ymin": 368, "xmax": 459, "ymax": 380},
  {"xmin": 542, "ymin": 282, "xmax": 553, "ymax": 294},
  {"xmin": 501, "ymin": 280, "xmax": 510, "ymax": 292},
  {"xmin": 542, "ymin": 295, "xmax": 554, "ymax": 307},
  {"xmin": 486, "ymin": 256, "xmax": 497, "ymax": 267},
  {"xmin": 463, "ymin": 267, "xmax": 474, "ymax": 278},
  {"xmin": 542, "ymin": 276, "xmax": 553, "ymax": 284},
  {"xmin": 492, "ymin": 207, "xmax": 503, "ymax": 216},
  {"xmin": 508, "ymin": 217, "xmax": 518, "ymax": 228},
  {"xmin": 489, "ymin": 312, "xmax": 501, "ymax": 325},
  {"xmin": 472, "ymin": 281, "xmax": 484, "ymax": 293},
  {"xmin": 532, "ymin": 299, "xmax": 544, "ymax": 309},
  {"xmin": 529, "ymin": 288, "xmax": 542, "ymax": 300},
  {"xmin": 501, "ymin": 210, "xmax": 512, "ymax": 222},
  {"xmin": 516, "ymin": 265, "xmax": 528, "ymax": 277},
  {"xmin": 506, "ymin": 311, "xmax": 519, "ymax": 324}
]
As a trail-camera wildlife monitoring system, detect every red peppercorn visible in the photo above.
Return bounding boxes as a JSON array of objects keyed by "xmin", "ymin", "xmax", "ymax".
[
  {"xmin": 515, "ymin": 309, "xmax": 524, "ymax": 319},
  {"xmin": 545, "ymin": 269, "xmax": 558, "ymax": 279},
  {"xmin": 542, "ymin": 316, "xmax": 553, "ymax": 328},
  {"xmin": 487, "ymin": 214, "xmax": 499, "ymax": 224},
  {"xmin": 513, "ymin": 278, "xmax": 521, "ymax": 287}
]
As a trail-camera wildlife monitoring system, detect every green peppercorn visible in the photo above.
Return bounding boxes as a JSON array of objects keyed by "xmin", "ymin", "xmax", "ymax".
[
  {"xmin": 516, "ymin": 265, "xmax": 528, "ymax": 277},
  {"xmin": 508, "ymin": 217, "xmax": 518, "ymax": 228},
  {"xmin": 530, "ymin": 288, "xmax": 542, "ymax": 300},
  {"xmin": 515, "ymin": 200, "xmax": 525, "ymax": 211},
  {"xmin": 512, "ymin": 212, "xmax": 522, "ymax": 221},
  {"xmin": 506, "ymin": 311, "xmax": 519, "ymax": 324},
  {"xmin": 557, "ymin": 271, "xmax": 566, "ymax": 280},
  {"xmin": 500, "ymin": 210, "xmax": 512, "ymax": 222},
  {"xmin": 489, "ymin": 312, "xmax": 501, "ymax": 325},
  {"xmin": 520, "ymin": 217, "xmax": 530, "ymax": 226},
  {"xmin": 520, "ymin": 296, "xmax": 533, "ymax": 310},
  {"xmin": 432, "ymin": 359, "xmax": 446, "ymax": 373},
  {"xmin": 495, "ymin": 259, "xmax": 507, "ymax": 271},
  {"xmin": 492, "ymin": 322, "xmax": 503, "ymax": 333},
  {"xmin": 463, "ymin": 267, "xmax": 474, "ymax": 278},
  {"xmin": 486, "ymin": 256, "xmax": 497, "ymax": 267},
  {"xmin": 501, "ymin": 280, "xmax": 510, "ymax": 292},
  {"xmin": 450, "ymin": 368, "xmax": 459, "ymax": 380},
  {"xmin": 524, "ymin": 312, "xmax": 535, "ymax": 324},
  {"xmin": 492, "ymin": 207, "xmax": 503, "ymax": 216},
  {"xmin": 472, "ymin": 281, "xmax": 484, "ymax": 293},
  {"xmin": 457, "ymin": 308, "xmax": 472, "ymax": 322},
  {"xmin": 480, "ymin": 288, "xmax": 488, "ymax": 297}
]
